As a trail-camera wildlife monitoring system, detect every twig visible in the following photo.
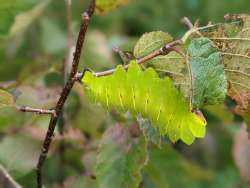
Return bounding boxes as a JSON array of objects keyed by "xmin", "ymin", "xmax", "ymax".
[
  {"xmin": 181, "ymin": 17, "xmax": 194, "ymax": 29},
  {"xmin": 36, "ymin": 1, "xmax": 96, "ymax": 187},
  {"xmin": 93, "ymin": 40, "xmax": 182, "ymax": 77},
  {"xmin": 64, "ymin": 0, "xmax": 74, "ymax": 80},
  {"xmin": 57, "ymin": 1, "xmax": 74, "ymax": 185},
  {"xmin": 16, "ymin": 105, "xmax": 55, "ymax": 116},
  {"xmin": 181, "ymin": 17, "xmax": 202, "ymax": 43},
  {"xmin": 58, "ymin": 0, "xmax": 72, "ymax": 184},
  {"xmin": 0, "ymin": 165, "xmax": 22, "ymax": 188}
]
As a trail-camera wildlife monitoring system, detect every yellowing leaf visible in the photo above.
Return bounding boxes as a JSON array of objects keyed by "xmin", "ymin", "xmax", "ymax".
[
  {"xmin": 134, "ymin": 31, "xmax": 173, "ymax": 59},
  {"xmin": 83, "ymin": 61, "xmax": 206, "ymax": 144},
  {"xmin": 96, "ymin": 0, "xmax": 128, "ymax": 14},
  {"xmin": 0, "ymin": 89, "xmax": 14, "ymax": 108},
  {"xmin": 198, "ymin": 14, "xmax": 250, "ymax": 130}
]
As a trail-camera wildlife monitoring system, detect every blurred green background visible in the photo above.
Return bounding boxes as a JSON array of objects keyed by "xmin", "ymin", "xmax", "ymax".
[{"xmin": 0, "ymin": 0, "xmax": 250, "ymax": 187}]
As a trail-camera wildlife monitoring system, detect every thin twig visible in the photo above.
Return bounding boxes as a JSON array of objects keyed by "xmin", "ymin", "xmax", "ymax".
[
  {"xmin": 181, "ymin": 17, "xmax": 194, "ymax": 29},
  {"xmin": 93, "ymin": 40, "xmax": 182, "ymax": 77},
  {"xmin": 16, "ymin": 105, "xmax": 55, "ymax": 116},
  {"xmin": 57, "ymin": 0, "xmax": 74, "ymax": 185},
  {"xmin": 210, "ymin": 37, "xmax": 250, "ymax": 41},
  {"xmin": 36, "ymin": 1, "xmax": 96, "ymax": 187},
  {"xmin": 64, "ymin": 0, "xmax": 74, "ymax": 80},
  {"xmin": 0, "ymin": 165, "xmax": 22, "ymax": 188}
]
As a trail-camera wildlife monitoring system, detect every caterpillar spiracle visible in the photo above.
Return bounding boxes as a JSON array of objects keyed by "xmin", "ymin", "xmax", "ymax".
[{"xmin": 82, "ymin": 61, "xmax": 206, "ymax": 145}]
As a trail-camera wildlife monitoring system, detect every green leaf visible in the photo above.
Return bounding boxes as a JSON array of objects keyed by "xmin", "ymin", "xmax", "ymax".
[
  {"xmin": 9, "ymin": 0, "xmax": 50, "ymax": 38},
  {"xmin": 0, "ymin": 135, "xmax": 41, "ymax": 178},
  {"xmin": 137, "ymin": 118, "xmax": 161, "ymax": 146},
  {"xmin": 96, "ymin": 0, "xmax": 128, "ymax": 14},
  {"xmin": 40, "ymin": 18, "xmax": 67, "ymax": 54},
  {"xmin": 0, "ymin": 0, "xmax": 41, "ymax": 36},
  {"xmin": 95, "ymin": 124, "xmax": 148, "ymax": 188},
  {"xmin": 0, "ymin": 89, "xmax": 14, "ymax": 108},
  {"xmin": 80, "ymin": 30, "xmax": 116, "ymax": 71},
  {"xmin": 187, "ymin": 37, "xmax": 228, "ymax": 109},
  {"xmin": 134, "ymin": 31, "xmax": 173, "ymax": 58},
  {"xmin": 144, "ymin": 144, "xmax": 213, "ymax": 188},
  {"xmin": 83, "ymin": 61, "xmax": 206, "ymax": 144},
  {"xmin": 68, "ymin": 176, "xmax": 98, "ymax": 188}
]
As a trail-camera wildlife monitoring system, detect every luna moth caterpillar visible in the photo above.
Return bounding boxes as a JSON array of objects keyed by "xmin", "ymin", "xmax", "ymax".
[{"xmin": 82, "ymin": 61, "xmax": 206, "ymax": 145}]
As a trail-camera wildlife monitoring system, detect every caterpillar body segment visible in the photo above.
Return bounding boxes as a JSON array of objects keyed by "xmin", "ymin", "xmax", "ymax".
[{"xmin": 83, "ymin": 61, "xmax": 206, "ymax": 145}]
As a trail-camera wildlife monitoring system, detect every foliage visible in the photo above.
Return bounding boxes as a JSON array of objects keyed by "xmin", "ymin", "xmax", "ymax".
[
  {"xmin": 95, "ymin": 124, "xmax": 147, "ymax": 188},
  {"xmin": 96, "ymin": 0, "xmax": 128, "ymax": 14},
  {"xmin": 0, "ymin": 0, "xmax": 250, "ymax": 188},
  {"xmin": 133, "ymin": 31, "xmax": 173, "ymax": 58},
  {"xmin": 187, "ymin": 37, "xmax": 227, "ymax": 109}
]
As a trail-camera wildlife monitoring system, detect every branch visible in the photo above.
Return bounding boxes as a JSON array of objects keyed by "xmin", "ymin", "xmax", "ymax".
[
  {"xmin": 0, "ymin": 165, "xmax": 22, "ymax": 188},
  {"xmin": 36, "ymin": 0, "xmax": 96, "ymax": 187},
  {"xmin": 181, "ymin": 17, "xmax": 202, "ymax": 43},
  {"xmin": 181, "ymin": 17, "xmax": 194, "ymax": 29},
  {"xmin": 16, "ymin": 106, "xmax": 55, "ymax": 116},
  {"xmin": 57, "ymin": 0, "xmax": 74, "ymax": 185},
  {"xmin": 64, "ymin": 0, "xmax": 74, "ymax": 80},
  {"xmin": 93, "ymin": 40, "xmax": 182, "ymax": 77},
  {"xmin": 58, "ymin": 0, "xmax": 74, "ymax": 184}
]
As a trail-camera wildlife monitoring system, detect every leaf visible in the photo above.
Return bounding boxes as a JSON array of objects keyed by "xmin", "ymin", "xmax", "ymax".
[
  {"xmin": 144, "ymin": 144, "xmax": 213, "ymax": 188},
  {"xmin": 0, "ymin": 89, "xmax": 14, "ymax": 108},
  {"xmin": 0, "ymin": 135, "xmax": 40, "ymax": 178},
  {"xmin": 134, "ymin": 31, "xmax": 173, "ymax": 59},
  {"xmin": 233, "ymin": 123, "xmax": 250, "ymax": 182},
  {"xmin": 0, "ymin": 0, "xmax": 41, "ymax": 36},
  {"xmin": 203, "ymin": 104, "xmax": 234, "ymax": 124},
  {"xmin": 95, "ymin": 124, "xmax": 148, "ymax": 188},
  {"xmin": 41, "ymin": 19, "xmax": 67, "ymax": 54},
  {"xmin": 198, "ymin": 15, "xmax": 250, "ymax": 129},
  {"xmin": 96, "ymin": 0, "xmax": 128, "ymax": 14},
  {"xmin": 137, "ymin": 118, "xmax": 161, "ymax": 146},
  {"xmin": 66, "ymin": 176, "xmax": 98, "ymax": 188},
  {"xmin": 9, "ymin": 0, "xmax": 50, "ymax": 38},
  {"xmin": 0, "ymin": 1, "xmax": 50, "ymax": 56},
  {"xmin": 187, "ymin": 37, "xmax": 228, "ymax": 109},
  {"xmin": 83, "ymin": 61, "xmax": 206, "ymax": 144},
  {"xmin": 144, "ymin": 37, "xmax": 227, "ymax": 109},
  {"xmin": 80, "ymin": 30, "xmax": 116, "ymax": 71},
  {"xmin": 40, "ymin": 18, "xmax": 67, "ymax": 54},
  {"xmin": 146, "ymin": 51, "xmax": 190, "ymax": 99}
]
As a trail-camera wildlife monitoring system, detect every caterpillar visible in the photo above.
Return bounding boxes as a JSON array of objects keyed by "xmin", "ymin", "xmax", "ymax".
[{"xmin": 82, "ymin": 61, "xmax": 206, "ymax": 145}]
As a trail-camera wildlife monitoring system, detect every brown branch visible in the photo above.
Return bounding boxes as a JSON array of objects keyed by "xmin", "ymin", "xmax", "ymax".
[
  {"xmin": 36, "ymin": 1, "xmax": 96, "ymax": 187},
  {"xmin": 93, "ymin": 40, "xmax": 182, "ymax": 77},
  {"xmin": 16, "ymin": 106, "xmax": 55, "ymax": 116},
  {"xmin": 0, "ymin": 165, "xmax": 22, "ymax": 188}
]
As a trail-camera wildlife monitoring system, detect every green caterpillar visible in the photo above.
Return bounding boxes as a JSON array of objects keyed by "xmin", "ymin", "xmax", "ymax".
[{"xmin": 83, "ymin": 61, "xmax": 206, "ymax": 145}]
